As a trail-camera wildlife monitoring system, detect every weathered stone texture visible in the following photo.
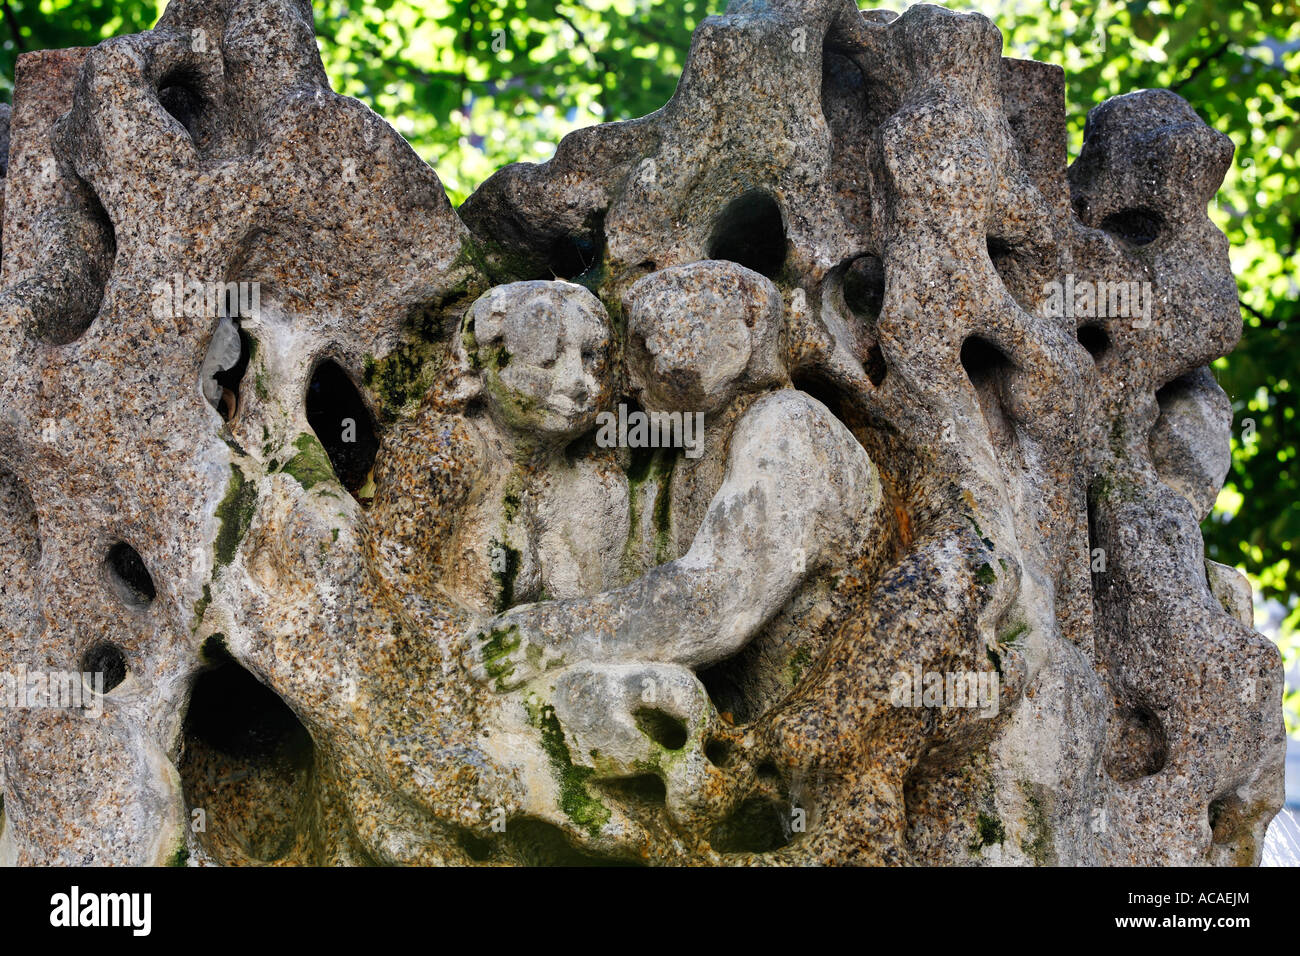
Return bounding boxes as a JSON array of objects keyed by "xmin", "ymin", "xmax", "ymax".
[{"xmin": 0, "ymin": 0, "xmax": 1284, "ymax": 866}]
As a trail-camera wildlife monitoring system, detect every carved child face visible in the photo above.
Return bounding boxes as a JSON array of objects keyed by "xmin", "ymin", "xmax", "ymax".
[
  {"xmin": 623, "ymin": 260, "xmax": 785, "ymax": 414},
  {"xmin": 465, "ymin": 281, "xmax": 613, "ymax": 440}
]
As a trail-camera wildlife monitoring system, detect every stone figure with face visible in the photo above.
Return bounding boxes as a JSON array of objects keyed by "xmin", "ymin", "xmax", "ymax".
[
  {"xmin": 466, "ymin": 260, "xmax": 883, "ymax": 840},
  {"xmin": 195, "ymin": 279, "xmax": 619, "ymax": 864},
  {"xmin": 366, "ymin": 280, "xmax": 615, "ymax": 619},
  {"xmin": 474, "ymin": 260, "xmax": 880, "ymax": 684}
]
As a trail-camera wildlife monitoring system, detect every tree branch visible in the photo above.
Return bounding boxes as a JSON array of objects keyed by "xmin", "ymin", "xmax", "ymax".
[
  {"xmin": 3, "ymin": 0, "xmax": 26, "ymax": 53},
  {"xmin": 1171, "ymin": 40, "xmax": 1230, "ymax": 92}
]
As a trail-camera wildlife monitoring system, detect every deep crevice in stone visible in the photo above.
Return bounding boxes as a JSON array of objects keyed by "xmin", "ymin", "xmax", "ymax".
[
  {"xmin": 597, "ymin": 773, "xmax": 667, "ymax": 807},
  {"xmin": 708, "ymin": 191, "xmax": 786, "ymax": 279},
  {"xmin": 543, "ymin": 224, "xmax": 604, "ymax": 281},
  {"xmin": 633, "ymin": 707, "xmax": 688, "ymax": 750},
  {"xmin": 104, "ymin": 541, "xmax": 156, "ymax": 608},
  {"xmin": 81, "ymin": 641, "xmax": 128, "ymax": 692},
  {"xmin": 960, "ymin": 335, "xmax": 1017, "ymax": 455},
  {"xmin": 305, "ymin": 359, "xmax": 380, "ymax": 499},
  {"xmin": 505, "ymin": 818, "xmax": 644, "ymax": 866},
  {"xmin": 158, "ymin": 69, "xmax": 211, "ymax": 150},
  {"xmin": 179, "ymin": 649, "xmax": 316, "ymax": 863},
  {"xmin": 708, "ymin": 794, "xmax": 794, "ymax": 854},
  {"xmin": 1100, "ymin": 207, "xmax": 1163, "ymax": 246}
]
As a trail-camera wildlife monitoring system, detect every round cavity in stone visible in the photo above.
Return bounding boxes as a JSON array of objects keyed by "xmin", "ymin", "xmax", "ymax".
[
  {"xmin": 81, "ymin": 641, "xmax": 128, "ymax": 692},
  {"xmin": 1100, "ymin": 207, "xmax": 1163, "ymax": 246},
  {"xmin": 157, "ymin": 69, "xmax": 209, "ymax": 147},
  {"xmin": 305, "ymin": 360, "xmax": 379, "ymax": 499},
  {"xmin": 708, "ymin": 191, "xmax": 787, "ymax": 279},
  {"xmin": 104, "ymin": 541, "xmax": 156, "ymax": 608},
  {"xmin": 1077, "ymin": 322, "xmax": 1110, "ymax": 360},
  {"xmin": 844, "ymin": 254, "xmax": 886, "ymax": 322}
]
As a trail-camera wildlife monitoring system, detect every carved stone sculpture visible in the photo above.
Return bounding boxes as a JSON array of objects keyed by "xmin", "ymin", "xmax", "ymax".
[{"xmin": 0, "ymin": 0, "xmax": 1284, "ymax": 866}]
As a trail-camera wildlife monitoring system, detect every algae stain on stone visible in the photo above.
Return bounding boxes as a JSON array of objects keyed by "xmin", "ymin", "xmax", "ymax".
[
  {"xmin": 526, "ymin": 695, "xmax": 611, "ymax": 838},
  {"xmin": 489, "ymin": 537, "xmax": 521, "ymax": 613},
  {"xmin": 1019, "ymin": 781, "xmax": 1055, "ymax": 865},
  {"xmin": 214, "ymin": 464, "xmax": 257, "ymax": 568},
  {"xmin": 282, "ymin": 433, "xmax": 335, "ymax": 491},
  {"xmin": 190, "ymin": 583, "xmax": 213, "ymax": 633},
  {"xmin": 969, "ymin": 811, "xmax": 1005, "ymax": 853},
  {"xmin": 786, "ymin": 646, "xmax": 814, "ymax": 686}
]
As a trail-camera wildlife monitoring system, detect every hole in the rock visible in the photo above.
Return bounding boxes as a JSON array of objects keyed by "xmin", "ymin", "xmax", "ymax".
[
  {"xmin": 843, "ymin": 254, "xmax": 886, "ymax": 321},
  {"xmin": 960, "ymin": 335, "xmax": 1012, "ymax": 384},
  {"xmin": 180, "ymin": 653, "xmax": 315, "ymax": 863},
  {"xmin": 1104, "ymin": 703, "xmax": 1168, "ymax": 781},
  {"xmin": 708, "ymin": 795, "xmax": 794, "ymax": 854},
  {"xmin": 305, "ymin": 360, "xmax": 380, "ymax": 499},
  {"xmin": 1207, "ymin": 795, "xmax": 1255, "ymax": 859},
  {"xmin": 704, "ymin": 738, "xmax": 733, "ymax": 767},
  {"xmin": 213, "ymin": 328, "xmax": 253, "ymax": 422},
  {"xmin": 104, "ymin": 541, "xmax": 156, "ymax": 608},
  {"xmin": 1077, "ymin": 322, "xmax": 1109, "ymax": 360},
  {"xmin": 708, "ymin": 191, "xmax": 787, "ymax": 279},
  {"xmin": 986, "ymin": 236, "xmax": 1018, "ymax": 262},
  {"xmin": 1086, "ymin": 484, "xmax": 1106, "ymax": 590},
  {"xmin": 457, "ymin": 827, "xmax": 495, "ymax": 862},
  {"xmin": 158, "ymin": 70, "xmax": 207, "ymax": 146},
  {"xmin": 1100, "ymin": 207, "xmax": 1163, "ymax": 246},
  {"xmin": 633, "ymin": 708, "xmax": 688, "ymax": 751},
  {"xmin": 81, "ymin": 642, "xmax": 128, "ymax": 693},
  {"xmin": 960, "ymin": 335, "xmax": 1017, "ymax": 454},
  {"xmin": 544, "ymin": 231, "xmax": 604, "ymax": 281},
  {"xmin": 598, "ymin": 773, "xmax": 667, "ymax": 807},
  {"xmin": 863, "ymin": 343, "xmax": 887, "ymax": 387},
  {"xmin": 185, "ymin": 655, "xmax": 310, "ymax": 762}
]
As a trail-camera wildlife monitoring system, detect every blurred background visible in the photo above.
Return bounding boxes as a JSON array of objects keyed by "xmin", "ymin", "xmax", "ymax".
[{"xmin": 1, "ymin": 0, "xmax": 1296, "ymax": 851}]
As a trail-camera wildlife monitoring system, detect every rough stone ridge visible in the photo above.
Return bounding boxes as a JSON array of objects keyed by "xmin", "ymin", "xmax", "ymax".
[{"xmin": 0, "ymin": 0, "xmax": 1284, "ymax": 865}]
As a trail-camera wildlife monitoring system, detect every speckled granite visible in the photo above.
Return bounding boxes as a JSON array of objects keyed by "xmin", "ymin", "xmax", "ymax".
[{"xmin": 0, "ymin": 0, "xmax": 1284, "ymax": 866}]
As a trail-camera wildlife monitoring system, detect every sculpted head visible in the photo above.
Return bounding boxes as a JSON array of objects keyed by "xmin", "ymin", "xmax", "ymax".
[
  {"xmin": 462, "ymin": 280, "xmax": 614, "ymax": 441},
  {"xmin": 623, "ymin": 260, "xmax": 786, "ymax": 414}
]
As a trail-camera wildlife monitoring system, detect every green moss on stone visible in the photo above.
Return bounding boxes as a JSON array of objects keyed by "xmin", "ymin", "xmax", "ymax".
[
  {"xmin": 191, "ymin": 584, "xmax": 213, "ymax": 632},
  {"xmin": 282, "ymin": 433, "xmax": 335, "ymax": 491},
  {"xmin": 999, "ymin": 621, "xmax": 1029, "ymax": 645},
  {"xmin": 214, "ymin": 464, "xmax": 257, "ymax": 568},
  {"xmin": 1019, "ymin": 781, "xmax": 1055, "ymax": 865},
  {"xmin": 787, "ymin": 646, "xmax": 814, "ymax": 685},
  {"xmin": 526, "ymin": 695, "xmax": 611, "ymax": 837},
  {"xmin": 969, "ymin": 811, "xmax": 1005, "ymax": 852}
]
